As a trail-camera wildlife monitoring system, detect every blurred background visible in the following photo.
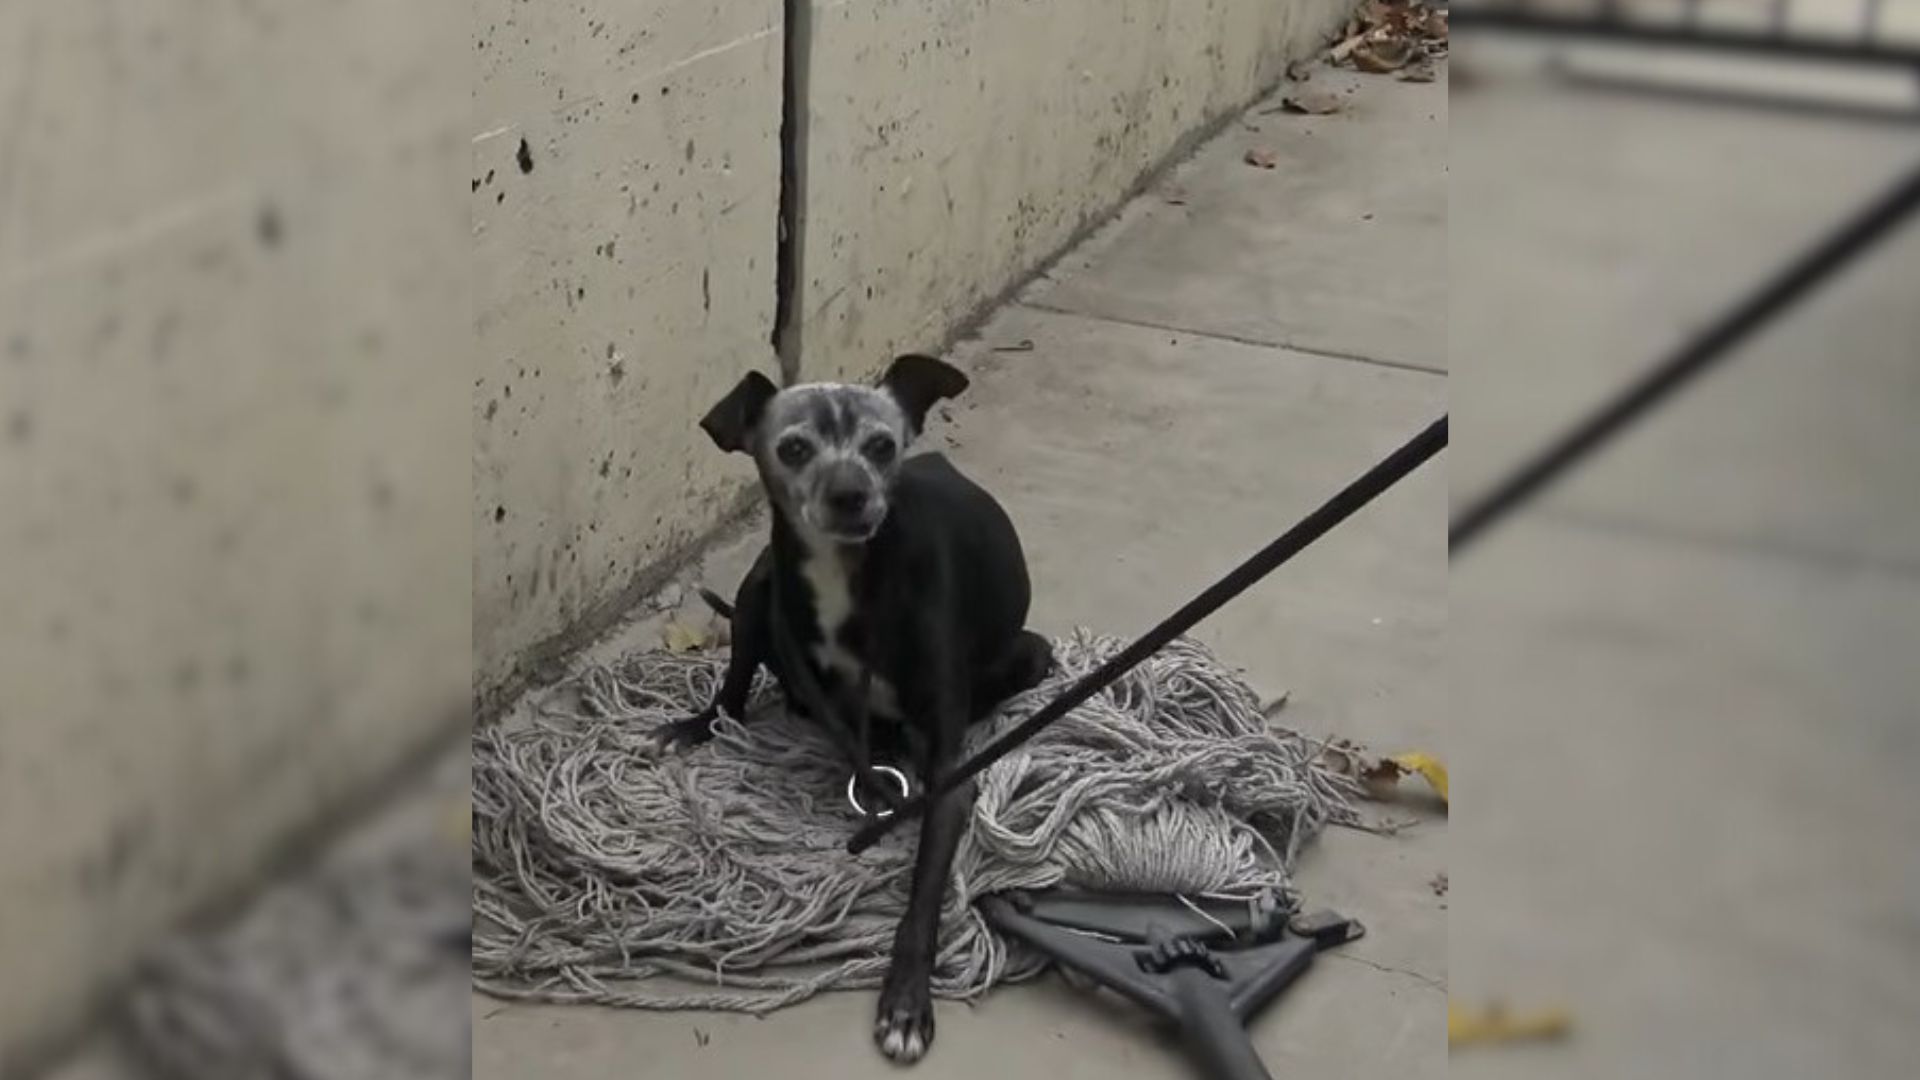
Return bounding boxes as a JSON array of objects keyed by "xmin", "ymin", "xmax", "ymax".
[
  {"xmin": 1450, "ymin": 0, "xmax": 1920, "ymax": 1075},
  {"xmin": 0, "ymin": 1, "xmax": 470, "ymax": 1077}
]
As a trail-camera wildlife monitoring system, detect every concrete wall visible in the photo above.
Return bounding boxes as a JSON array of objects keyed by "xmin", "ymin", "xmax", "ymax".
[
  {"xmin": 798, "ymin": 0, "xmax": 1354, "ymax": 380},
  {"xmin": 472, "ymin": 0, "xmax": 784, "ymax": 706},
  {"xmin": 473, "ymin": 0, "xmax": 1351, "ymax": 706},
  {"xmin": 0, "ymin": 0, "xmax": 468, "ymax": 1068}
]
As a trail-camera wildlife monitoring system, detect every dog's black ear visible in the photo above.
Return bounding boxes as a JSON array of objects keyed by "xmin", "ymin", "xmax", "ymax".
[
  {"xmin": 699, "ymin": 371, "xmax": 779, "ymax": 454},
  {"xmin": 881, "ymin": 354, "xmax": 969, "ymax": 433}
]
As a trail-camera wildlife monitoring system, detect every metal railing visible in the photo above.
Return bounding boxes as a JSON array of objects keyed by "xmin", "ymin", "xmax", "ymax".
[
  {"xmin": 1451, "ymin": 0, "xmax": 1920, "ymax": 66},
  {"xmin": 1447, "ymin": 0, "xmax": 1920, "ymax": 547}
]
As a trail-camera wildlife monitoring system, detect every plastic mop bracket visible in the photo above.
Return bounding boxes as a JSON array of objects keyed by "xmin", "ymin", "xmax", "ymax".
[{"xmin": 980, "ymin": 889, "xmax": 1363, "ymax": 1080}]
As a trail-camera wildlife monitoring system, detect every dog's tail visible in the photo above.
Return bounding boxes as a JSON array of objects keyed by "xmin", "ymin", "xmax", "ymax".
[{"xmin": 696, "ymin": 586, "xmax": 734, "ymax": 620}]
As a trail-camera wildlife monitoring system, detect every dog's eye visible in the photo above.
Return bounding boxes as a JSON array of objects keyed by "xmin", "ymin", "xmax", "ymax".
[
  {"xmin": 862, "ymin": 434, "xmax": 897, "ymax": 464},
  {"xmin": 776, "ymin": 436, "xmax": 814, "ymax": 468}
]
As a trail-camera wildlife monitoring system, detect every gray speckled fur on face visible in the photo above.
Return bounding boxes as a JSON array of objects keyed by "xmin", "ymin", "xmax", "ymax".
[{"xmin": 753, "ymin": 383, "xmax": 914, "ymax": 543}]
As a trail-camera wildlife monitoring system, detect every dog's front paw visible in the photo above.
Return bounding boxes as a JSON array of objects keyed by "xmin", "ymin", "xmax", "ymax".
[
  {"xmin": 652, "ymin": 710, "xmax": 717, "ymax": 751},
  {"xmin": 873, "ymin": 968, "xmax": 935, "ymax": 1064}
]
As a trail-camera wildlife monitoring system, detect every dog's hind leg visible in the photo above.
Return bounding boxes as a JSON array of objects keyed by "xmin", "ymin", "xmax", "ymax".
[{"xmin": 972, "ymin": 630, "xmax": 1054, "ymax": 719}]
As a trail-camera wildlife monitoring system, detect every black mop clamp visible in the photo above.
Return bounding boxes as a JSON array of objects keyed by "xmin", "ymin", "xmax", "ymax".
[{"xmin": 980, "ymin": 890, "xmax": 1363, "ymax": 1080}]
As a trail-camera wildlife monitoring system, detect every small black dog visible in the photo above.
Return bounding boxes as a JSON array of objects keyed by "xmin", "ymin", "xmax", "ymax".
[{"xmin": 658, "ymin": 354, "xmax": 1052, "ymax": 1063}]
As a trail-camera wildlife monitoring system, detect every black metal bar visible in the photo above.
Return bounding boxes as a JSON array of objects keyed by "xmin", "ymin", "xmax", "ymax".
[
  {"xmin": 1544, "ymin": 52, "xmax": 1920, "ymax": 124},
  {"xmin": 847, "ymin": 416, "xmax": 1449, "ymax": 853},
  {"xmin": 1450, "ymin": 161, "xmax": 1920, "ymax": 553},
  {"xmin": 1451, "ymin": 6, "xmax": 1920, "ymax": 65}
]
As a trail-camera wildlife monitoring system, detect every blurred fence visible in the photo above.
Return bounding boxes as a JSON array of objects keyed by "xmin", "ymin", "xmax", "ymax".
[{"xmin": 1452, "ymin": 0, "xmax": 1920, "ymax": 63}]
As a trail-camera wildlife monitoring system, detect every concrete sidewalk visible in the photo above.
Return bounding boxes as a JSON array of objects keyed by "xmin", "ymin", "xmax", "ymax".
[
  {"xmin": 1450, "ymin": 42, "xmax": 1920, "ymax": 1079},
  {"xmin": 475, "ymin": 68, "xmax": 1447, "ymax": 1080}
]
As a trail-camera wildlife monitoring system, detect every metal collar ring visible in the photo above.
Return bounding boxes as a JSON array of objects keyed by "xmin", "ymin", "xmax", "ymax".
[{"xmin": 846, "ymin": 764, "xmax": 911, "ymax": 820}]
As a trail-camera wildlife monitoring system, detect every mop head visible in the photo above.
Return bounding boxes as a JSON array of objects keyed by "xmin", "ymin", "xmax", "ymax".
[{"xmin": 471, "ymin": 631, "xmax": 1357, "ymax": 1012}]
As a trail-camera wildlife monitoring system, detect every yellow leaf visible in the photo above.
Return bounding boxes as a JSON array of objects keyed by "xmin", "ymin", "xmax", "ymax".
[
  {"xmin": 1449, "ymin": 1002, "xmax": 1572, "ymax": 1046},
  {"xmin": 1390, "ymin": 751, "xmax": 1447, "ymax": 803},
  {"xmin": 662, "ymin": 621, "xmax": 713, "ymax": 653}
]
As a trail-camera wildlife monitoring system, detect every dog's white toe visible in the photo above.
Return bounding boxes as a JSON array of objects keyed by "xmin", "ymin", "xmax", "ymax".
[{"xmin": 875, "ymin": 1010, "xmax": 931, "ymax": 1063}]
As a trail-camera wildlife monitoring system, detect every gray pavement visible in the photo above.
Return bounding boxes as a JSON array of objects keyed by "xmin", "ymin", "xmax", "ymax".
[
  {"xmin": 1450, "ymin": 39, "xmax": 1920, "ymax": 1079},
  {"xmin": 474, "ymin": 68, "xmax": 1448, "ymax": 1080}
]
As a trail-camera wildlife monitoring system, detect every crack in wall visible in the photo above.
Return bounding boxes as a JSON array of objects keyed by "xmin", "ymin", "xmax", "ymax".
[{"xmin": 770, "ymin": 0, "xmax": 812, "ymax": 386}]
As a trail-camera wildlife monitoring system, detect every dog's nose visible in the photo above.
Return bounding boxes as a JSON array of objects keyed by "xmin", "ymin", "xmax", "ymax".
[{"xmin": 826, "ymin": 488, "xmax": 868, "ymax": 517}]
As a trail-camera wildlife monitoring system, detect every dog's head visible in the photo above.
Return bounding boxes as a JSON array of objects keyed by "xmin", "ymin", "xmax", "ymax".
[{"xmin": 700, "ymin": 354, "xmax": 969, "ymax": 544}]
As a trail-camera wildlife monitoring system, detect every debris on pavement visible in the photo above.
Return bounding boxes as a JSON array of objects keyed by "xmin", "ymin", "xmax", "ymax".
[
  {"xmin": 1353, "ymin": 34, "xmax": 1417, "ymax": 74},
  {"xmin": 1318, "ymin": 740, "xmax": 1449, "ymax": 805},
  {"xmin": 1398, "ymin": 58, "xmax": 1439, "ymax": 83},
  {"xmin": 1244, "ymin": 147, "xmax": 1279, "ymax": 169},
  {"xmin": 1330, "ymin": 0, "xmax": 1449, "ymax": 76},
  {"xmin": 1449, "ymin": 1002, "xmax": 1574, "ymax": 1047},
  {"xmin": 1428, "ymin": 871, "xmax": 1448, "ymax": 897},
  {"xmin": 1279, "ymin": 86, "xmax": 1345, "ymax": 115}
]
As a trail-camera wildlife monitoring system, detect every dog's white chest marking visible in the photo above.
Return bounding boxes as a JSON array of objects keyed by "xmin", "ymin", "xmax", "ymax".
[{"xmin": 800, "ymin": 549, "xmax": 901, "ymax": 717}]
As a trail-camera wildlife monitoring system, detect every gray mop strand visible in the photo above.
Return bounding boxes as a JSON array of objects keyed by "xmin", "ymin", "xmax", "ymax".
[{"xmin": 471, "ymin": 631, "xmax": 1359, "ymax": 1013}]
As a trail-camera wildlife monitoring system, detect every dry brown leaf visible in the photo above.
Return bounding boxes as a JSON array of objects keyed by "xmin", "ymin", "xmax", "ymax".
[
  {"xmin": 1353, "ymin": 37, "xmax": 1415, "ymax": 74},
  {"xmin": 1332, "ymin": 0, "xmax": 1449, "ymax": 72},
  {"xmin": 1330, "ymin": 32, "xmax": 1369, "ymax": 63},
  {"xmin": 1365, "ymin": 0, "xmax": 1413, "ymax": 34},
  {"xmin": 1360, "ymin": 757, "xmax": 1408, "ymax": 798}
]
